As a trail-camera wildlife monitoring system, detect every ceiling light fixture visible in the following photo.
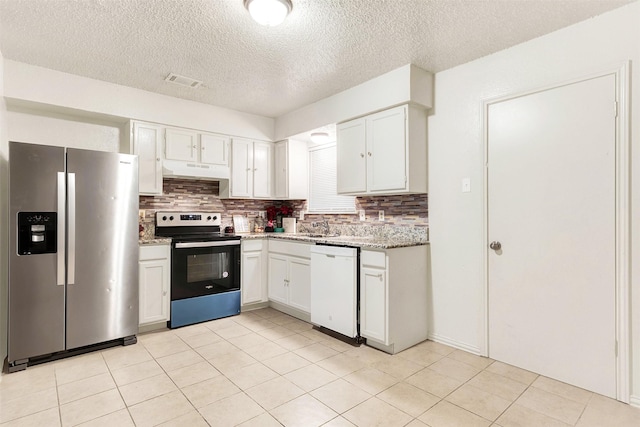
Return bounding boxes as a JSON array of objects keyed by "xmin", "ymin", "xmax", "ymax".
[
  {"xmin": 310, "ymin": 132, "xmax": 330, "ymax": 144},
  {"xmin": 244, "ymin": 0, "xmax": 292, "ymax": 27}
]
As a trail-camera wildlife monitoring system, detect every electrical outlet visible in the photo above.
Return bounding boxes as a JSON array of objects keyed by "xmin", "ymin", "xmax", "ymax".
[
  {"xmin": 258, "ymin": 211, "xmax": 265, "ymax": 219},
  {"xmin": 299, "ymin": 211, "xmax": 305, "ymax": 220},
  {"xmin": 359, "ymin": 210, "xmax": 366, "ymax": 221},
  {"xmin": 138, "ymin": 209, "xmax": 145, "ymax": 220},
  {"xmin": 378, "ymin": 210, "xmax": 384, "ymax": 221}
]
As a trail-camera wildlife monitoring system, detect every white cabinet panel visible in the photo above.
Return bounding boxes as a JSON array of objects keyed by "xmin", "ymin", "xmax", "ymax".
[
  {"xmin": 268, "ymin": 254, "xmax": 289, "ymax": 305},
  {"xmin": 253, "ymin": 142, "xmax": 272, "ymax": 198},
  {"xmin": 288, "ymin": 257, "xmax": 310, "ymax": 313},
  {"xmin": 222, "ymin": 138, "xmax": 273, "ymax": 199},
  {"xmin": 241, "ymin": 239, "xmax": 267, "ymax": 306},
  {"xmin": 165, "ymin": 128, "xmax": 197, "ymax": 161},
  {"xmin": 132, "ymin": 122, "xmax": 163, "ymax": 195},
  {"xmin": 139, "ymin": 245, "xmax": 170, "ymax": 326},
  {"xmin": 337, "ymin": 118, "xmax": 366, "ymax": 194},
  {"xmin": 200, "ymin": 133, "xmax": 229, "ymax": 166},
  {"xmin": 361, "ymin": 266, "xmax": 387, "ymax": 343},
  {"xmin": 275, "ymin": 139, "xmax": 309, "ymax": 200},
  {"xmin": 268, "ymin": 241, "xmax": 311, "ymax": 317},
  {"xmin": 367, "ymin": 107, "xmax": 406, "ymax": 192},
  {"xmin": 337, "ymin": 104, "xmax": 427, "ymax": 195},
  {"xmin": 360, "ymin": 246, "xmax": 428, "ymax": 354},
  {"xmin": 230, "ymin": 138, "xmax": 253, "ymax": 198}
]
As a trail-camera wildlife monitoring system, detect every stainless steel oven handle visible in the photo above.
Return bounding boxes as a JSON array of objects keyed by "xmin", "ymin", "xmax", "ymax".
[{"xmin": 175, "ymin": 240, "xmax": 241, "ymax": 248}]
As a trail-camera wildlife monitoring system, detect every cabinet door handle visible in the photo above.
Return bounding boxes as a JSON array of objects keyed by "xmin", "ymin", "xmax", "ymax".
[
  {"xmin": 156, "ymin": 158, "xmax": 160, "ymax": 161},
  {"xmin": 360, "ymin": 153, "xmax": 364, "ymax": 158},
  {"xmin": 377, "ymin": 273, "xmax": 383, "ymax": 280},
  {"xmin": 368, "ymin": 152, "xmax": 372, "ymax": 157}
]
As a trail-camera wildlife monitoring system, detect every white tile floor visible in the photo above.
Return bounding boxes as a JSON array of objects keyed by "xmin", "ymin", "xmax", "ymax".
[{"xmin": 2, "ymin": 307, "xmax": 640, "ymax": 426}]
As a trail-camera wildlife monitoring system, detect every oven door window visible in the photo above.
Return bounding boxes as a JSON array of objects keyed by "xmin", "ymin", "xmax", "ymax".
[{"xmin": 172, "ymin": 244, "xmax": 240, "ymax": 300}]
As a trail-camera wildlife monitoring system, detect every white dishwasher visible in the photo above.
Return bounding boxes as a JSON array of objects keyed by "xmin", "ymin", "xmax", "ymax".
[{"xmin": 310, "ymin": 244, "xmax": 358, "ymax": 339}]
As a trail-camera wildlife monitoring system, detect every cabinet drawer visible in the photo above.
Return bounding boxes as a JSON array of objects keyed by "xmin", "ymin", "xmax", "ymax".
[
  {"xmin": 242, "ymin": 239, "xmax": 264, "ymax": 252},
  {"xmin": 362, "ymin": 250, "xmax": 386, "ymax": 268},
  {"xmin": 140, "ymin": 244, "xmax": 170, "ymax": 261},
  {"xmin": 269, "ymin": 240, "xmax": 311, "ymax": 258}
]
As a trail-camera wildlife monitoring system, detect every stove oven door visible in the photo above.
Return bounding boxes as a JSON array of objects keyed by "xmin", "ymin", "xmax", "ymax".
[{"xmin": 171, "ymin": 240, "xmax": 240, "ymax": 300}]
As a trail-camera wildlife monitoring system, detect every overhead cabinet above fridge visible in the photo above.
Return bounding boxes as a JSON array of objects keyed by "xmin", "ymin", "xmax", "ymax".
[{"xmin": 336, "ymin": 104, "xmax": 427, "ymax": 195}]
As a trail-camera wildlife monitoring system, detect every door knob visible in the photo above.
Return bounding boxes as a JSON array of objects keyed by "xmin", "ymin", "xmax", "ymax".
[{"xmin": 489, "ymin": 241, "xmax": 502, "ymax": 251}]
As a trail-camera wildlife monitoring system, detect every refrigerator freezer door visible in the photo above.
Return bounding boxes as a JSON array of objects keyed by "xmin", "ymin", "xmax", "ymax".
[
  {"xmin": 9, "ymin": 142, "xmax": 66, "ymax": 363},
  {"xmin": 65, "ymin": 148, "xmax": 139, "ymax": 349}
]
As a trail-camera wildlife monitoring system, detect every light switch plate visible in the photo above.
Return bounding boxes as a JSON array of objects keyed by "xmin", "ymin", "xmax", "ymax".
[
  {"xmin": 378, "ymin": 210, "xmax": 384, "ymax": 221},
  {"xmin": 462, "ymin": 178, "xmax": 471, "ymax": 193},
  {"xmin": 299, "ymin": 211, "xmax": 305, "ymax": 220},
  {"xmin": 359, "ymin": 210, "xmax": 366, "ymax": 221}
]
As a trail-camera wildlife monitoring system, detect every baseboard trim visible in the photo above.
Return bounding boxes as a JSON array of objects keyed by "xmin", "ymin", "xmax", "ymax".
[
  {"xmin": 629, "ymin": 394, "xmax": 640, "ymax": 408},
  {"xmin": 268, "ymin": 301, "xmax": 311, "ymax": 323},
  {"xmin": 427, "ymin": 332, "xmax": 482, "ymax": 355}
]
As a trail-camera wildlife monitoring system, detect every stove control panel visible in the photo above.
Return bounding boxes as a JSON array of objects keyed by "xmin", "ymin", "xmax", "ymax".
[{"xmin": 156, "ymin": 212, "xmax": 222, "ymax": 227}]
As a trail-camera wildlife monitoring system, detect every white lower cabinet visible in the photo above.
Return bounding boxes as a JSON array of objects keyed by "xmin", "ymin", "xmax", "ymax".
[
  {"xmin": 361, "ymin": 264, "xmax": 387, "ymax": 343},
  {"xmin": 360, "ymin": 245, "xmax": 429, "ymax": 354},
  {"xmin": 139, "ymin": 244, "xmax": 171, "ymax": 328},
  {"xmin": 241, "ymin": 239, "xmax": 268, "ymax": 307},
  {"xmin": 268, "ymin": 240, "xmax": 311, "ymax": 320}
]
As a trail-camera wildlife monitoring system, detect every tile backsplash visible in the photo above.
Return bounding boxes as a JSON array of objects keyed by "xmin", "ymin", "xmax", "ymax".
[{"xmin": 139, "ymin": 178, "xmax": 428, "ymax": 239}]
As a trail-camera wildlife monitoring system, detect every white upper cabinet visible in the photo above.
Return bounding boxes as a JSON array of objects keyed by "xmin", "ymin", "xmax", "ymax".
[
  {"xmin": 275, "ymin": 139, "xmax": 308, "ymax": 200},
  {"xmin": 165, "ymin": 128, "xmax": 198, "ymax": 162},
  {"xmin": 336, "ymin": 118, "xmax": 367, "ymax": 194},
  {"xmin": 165, "ymin": 128, "xmax": 229, "ymax": 167},
  {"xmin": 337, "ymin": 104, "xmax": 427, "ymax": 195},
  {"xmin": 220, "ymin": 138, "xmax": 273, "ymax": 199},
  {"xmin": 200, "ymin": 133, "xmax": 229, "ymax": 166},
  {"xmin": 131, "ymin": 121, "xmax": 163, "ymax": 195}
]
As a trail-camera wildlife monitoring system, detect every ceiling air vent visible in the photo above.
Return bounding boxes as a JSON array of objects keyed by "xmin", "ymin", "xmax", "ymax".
[{"xmin": 164, "ymin": 73, "xmax": 202, "ymax": 88}]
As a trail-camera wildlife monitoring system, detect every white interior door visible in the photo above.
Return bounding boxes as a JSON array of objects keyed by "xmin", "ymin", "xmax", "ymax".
[{"xmin": 487, "ymin": 74, "xmax": 617, "ymax": 398}]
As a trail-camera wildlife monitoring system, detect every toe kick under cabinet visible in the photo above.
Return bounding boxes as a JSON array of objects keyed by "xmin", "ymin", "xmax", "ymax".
[{"xmin": 360, "ymin": 245, "xmax": 429, "ymax": 354}]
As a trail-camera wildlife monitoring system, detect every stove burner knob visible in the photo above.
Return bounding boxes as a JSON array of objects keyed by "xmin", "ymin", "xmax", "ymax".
[
  {"xmin": 207, "ymin": 216, "xmax": 212, "ymax": 221},
  {"xmin": 162, "ymin": 216, "xmax": 167, "ymax": 221},
  {"xmin": 169, "ymin": 216, "xmax": 174, "ymax": 221}
]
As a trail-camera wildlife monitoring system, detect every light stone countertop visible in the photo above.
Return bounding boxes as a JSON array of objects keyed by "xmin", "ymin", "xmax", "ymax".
[
  {"xmin": 139, "ymin": 238, "xmax": 172, "ymax": 246},
  {"xmin": 239, "ymin": 232, "xmax": 428, "ymax": 249},
  {"xmin": 138, "ymin": 232, "xmax": 428, "ymax": 249}
]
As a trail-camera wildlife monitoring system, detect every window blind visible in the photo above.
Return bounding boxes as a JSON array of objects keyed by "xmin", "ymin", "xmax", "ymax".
[{"xmin": 308, "ymin": 143, "xmax": 356, "ymax": 213}]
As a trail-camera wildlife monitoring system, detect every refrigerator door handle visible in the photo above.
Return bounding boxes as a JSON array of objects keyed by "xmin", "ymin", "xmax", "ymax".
[
  {"xmin": 68, "ymin": 172, "xmax": 76, "ymax": 285},
  {"xmin": 57, "ymin": 172, "xmax": 66, "ymax": 286}
]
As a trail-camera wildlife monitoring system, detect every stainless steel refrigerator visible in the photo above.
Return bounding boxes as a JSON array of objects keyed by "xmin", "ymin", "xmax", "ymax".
[{"xmin": 8, "ymin": 141, "xmax": 139, "ymax": 372}]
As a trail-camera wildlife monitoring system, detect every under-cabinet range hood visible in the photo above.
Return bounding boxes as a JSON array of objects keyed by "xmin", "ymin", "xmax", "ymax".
[{"xmin": 162, "ymin": 159, "xmax": 230, "ymax": 181}]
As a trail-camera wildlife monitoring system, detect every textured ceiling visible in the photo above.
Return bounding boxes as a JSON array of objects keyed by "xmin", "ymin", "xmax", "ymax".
[{"xmin": 0, "ymin": 0, "xmax": 633, "ymax": 118}]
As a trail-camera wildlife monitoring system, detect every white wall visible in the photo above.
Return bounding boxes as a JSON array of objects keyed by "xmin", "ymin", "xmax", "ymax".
[
  {"xmin": 0, "ymin": 50, "xmax": 8, "ymax": 376},
  {"xmin": 4, "ymin": 60, "xmax": 275, "ymax": 141},
  {"xmin": 428, "ymin": 1, "xmax": 640, "ymax": 403},
  {"xmin": 7, "ymin": 110, "xmax": 122, "ymax": 152},
  {"xmin": 275, "ymin": 64, "xmax": 433, "ymax": 140}
]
